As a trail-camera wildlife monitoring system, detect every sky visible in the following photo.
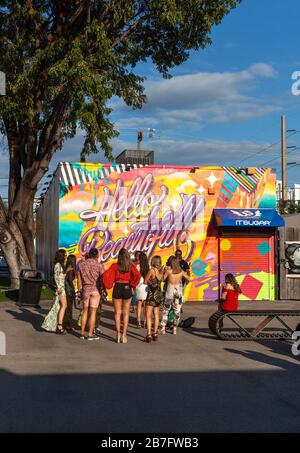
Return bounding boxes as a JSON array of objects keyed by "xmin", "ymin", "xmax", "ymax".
[{"xmin": 1, "ymin": 0, "xmax": 300, "ymax": 198}]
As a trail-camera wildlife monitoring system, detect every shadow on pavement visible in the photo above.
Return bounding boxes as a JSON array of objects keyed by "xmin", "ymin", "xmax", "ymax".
[
  {"xmin": 224, "ymin": 341, "xmax": 300, "ymax": 369},
  {"xmin": 5, "ymin": 308, "xmax": 45, "ymax": 332},
  {"xmin": 0, "ymin": 364, "xmax": 300, "ymax": 433}
]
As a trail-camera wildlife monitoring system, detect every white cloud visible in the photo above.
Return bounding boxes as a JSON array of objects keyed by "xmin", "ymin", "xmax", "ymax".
[
  {"xmin": 110, "ymin": 137, "xmax": 278, "ymax": 168},
  {"xmin": 145, "ymin": 63, "xmax": 277, "ymax": 108},
  {"xmin": 113, "ymin": 63, "xmax": 280, "ymax": 131},
  {"xmin": 115, "ymin": 116, "xmax": 160, "ymax": 129},
  {"xmin": 248, "ymin": 63, "xmax": 278, "ymax": 78}
]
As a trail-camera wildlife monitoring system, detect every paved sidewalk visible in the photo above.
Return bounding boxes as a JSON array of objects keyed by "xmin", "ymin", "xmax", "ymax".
[{"xmin": 0, "ymin": 300, "xmax": 300, "ymax": 432}]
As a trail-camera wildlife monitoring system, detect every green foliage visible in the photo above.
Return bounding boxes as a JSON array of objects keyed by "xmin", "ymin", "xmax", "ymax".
[
  {"xmin": 0, "ymin": 0, "xmax": 240, "ymax": 162},
  {"xmin": 278, "ymin": 201, "xmax": 300, "ymax": 215}
]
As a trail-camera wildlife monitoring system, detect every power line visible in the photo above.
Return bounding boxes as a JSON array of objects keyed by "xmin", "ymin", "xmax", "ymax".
[
  {"xmin": 260, "ymin": 148, "xmax": 300, "ymax": 167},
  {"xmin": 231, "ymin": 139, "xmax": 281, "ymax": 165},
  {"xmin": 231, "ymin": 131, "xmax": 300, "ymax": 166}
]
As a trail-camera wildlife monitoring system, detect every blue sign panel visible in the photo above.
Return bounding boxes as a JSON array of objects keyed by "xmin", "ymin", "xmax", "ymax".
[{"xmin": 214, "ymin": 209, "xmax": 284, "ymax": 228}]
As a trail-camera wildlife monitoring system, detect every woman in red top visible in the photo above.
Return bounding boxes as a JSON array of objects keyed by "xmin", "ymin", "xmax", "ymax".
[
  {"xmin": 219, "ymin": 273, "xmax": 242, "ymax": 331},
  {"xmin": 103, "ymin": 248, "xmax": 141, "ymax": 344}
]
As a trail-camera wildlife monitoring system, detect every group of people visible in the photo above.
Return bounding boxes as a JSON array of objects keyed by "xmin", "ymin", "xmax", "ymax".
[
  {"xmin": 42, "ymin": 246, "xmax": 242, "ymax": 342},
  {"xmin": 42, "ymin": 247, "xmax": 191, "ymax": 343}
]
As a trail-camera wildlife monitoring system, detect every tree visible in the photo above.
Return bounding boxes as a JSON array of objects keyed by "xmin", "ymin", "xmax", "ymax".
[{"xmin": 0, "ymin": 0, "xmax": 240, "ymax": 288}]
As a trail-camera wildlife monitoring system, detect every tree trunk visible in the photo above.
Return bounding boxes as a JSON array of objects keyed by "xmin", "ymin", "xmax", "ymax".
[
  {"xmin": 1, "ymin": 94, "xmax": 70, "ymax": 287},
  {"xmin": 0, "ymin": 219, "xmax": 31, "ymax": 289},
  {"xmin": 10, "ymin": 184, "xmax": 36, "ymax": 269}
]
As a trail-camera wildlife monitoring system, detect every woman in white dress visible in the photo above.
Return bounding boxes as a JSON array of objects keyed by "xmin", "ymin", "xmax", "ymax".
[
  {"xmin": 135, "ymin": 252, "xmax": 149, "ymax": 328},
  {"xmin": 42, "ymin": 249, "xmax": 67, "ymax": 334}
]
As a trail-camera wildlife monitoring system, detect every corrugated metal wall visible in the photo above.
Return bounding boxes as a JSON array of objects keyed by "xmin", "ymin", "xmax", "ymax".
[{"xmin": 36, "ymin": 168, "xmax": 59, "ymax": 282}]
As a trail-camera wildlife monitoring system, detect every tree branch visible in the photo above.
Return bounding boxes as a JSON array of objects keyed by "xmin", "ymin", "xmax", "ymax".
[
  {"xmin": 32, "ymin": 94, "xmax": 70, "ymax": 188},
  {"xmin": 111, "ymin": 7, "xmax": 148, "ymax": 48},
  {"xmin": 68, "ymin": 0, "xmax": 89, "ymax": 26}
]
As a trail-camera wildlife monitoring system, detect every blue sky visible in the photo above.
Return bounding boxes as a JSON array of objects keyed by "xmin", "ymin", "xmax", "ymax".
[
  {"xmin": 1, "ymin": 0, "xmax": 300, "ymax": 198},
  {"xmin": 107, "ymin": 0, "xmax": 300, "ymax": 182}
]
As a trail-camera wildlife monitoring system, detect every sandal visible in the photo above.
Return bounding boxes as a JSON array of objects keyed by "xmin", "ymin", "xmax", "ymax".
[
  {"xmin": 136, "ymin": 320, "xmax": 142, "ymax": 329},
  {"xmin": 56, "ymin": 323, "xmax": 66, "ymax": 335},
  {"xmin": 144, "ymin": 335, "xmax": 152, "ymax": 343},
  {"xmin": 152, "ymin": 332, "xmax": 158, "ymax": 341}
]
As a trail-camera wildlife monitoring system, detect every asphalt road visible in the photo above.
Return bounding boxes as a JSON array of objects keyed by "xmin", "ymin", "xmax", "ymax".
[{"xmin": 0, "ymin": 300, "xmax": 300, "ymax": 433}]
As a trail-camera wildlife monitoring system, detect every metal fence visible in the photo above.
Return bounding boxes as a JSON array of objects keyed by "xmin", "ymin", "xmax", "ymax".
[{"xmin": 276, "ymin": 187, "xmax": 300, "ymax": 203}]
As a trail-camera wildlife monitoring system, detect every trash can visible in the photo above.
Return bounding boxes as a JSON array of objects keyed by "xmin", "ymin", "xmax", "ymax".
[{"xmin": 18, "ymin": 269, "xmax": 44, "ymax": 308}]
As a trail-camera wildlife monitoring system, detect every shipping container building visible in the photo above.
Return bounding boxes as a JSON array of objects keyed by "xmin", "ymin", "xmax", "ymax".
[{"xmin": 36, "ymin": 162, "xmax": 284, "ymax": 301}]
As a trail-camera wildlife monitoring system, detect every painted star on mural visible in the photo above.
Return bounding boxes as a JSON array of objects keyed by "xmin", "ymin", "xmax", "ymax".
[
  {"xmin": 206, "ymin": 171, "xmax": 219, "ymax": 188},
  {"xmin": 197, "ymin": 185, "xmax": 206, "ymax": 195}
]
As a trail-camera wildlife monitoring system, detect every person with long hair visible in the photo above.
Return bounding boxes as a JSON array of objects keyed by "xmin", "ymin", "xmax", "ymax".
[
  {"xmin": 41, "ymin": 249, "xmax": 67, "ymax": 334},
  {"xmin": 219, "ymin": 273, "xmax": 242, "ymax": 312},
  {"xmin": 135, "ymin": 252, "xmax": 149, "ymax": 328},
  {"xmin": 161, "ymin": 256, "xmax": 190, "ymax": 336},
  {"xmin": 144, "ymin": 256, "xmax": 164, "ymax": 343},
  {"xmin": 77, "ymin": 248, "xmax": 104, "ymax": 340},
  {"xmin": 218, "ymin": 273, "xmax": 242, "ymax": 332},
  {"xmin": 103, "ymin": 248, "xmax": 141, "ymax": 343},
  {"xmin": 163, "ymin": 255, "xmax": 175, "ymax": 297},
  {"xmin": 64, "ymin": 254, "xmax": 77, "ymax": 330}
]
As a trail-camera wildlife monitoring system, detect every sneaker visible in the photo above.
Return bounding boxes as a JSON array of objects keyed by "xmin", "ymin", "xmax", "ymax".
[
  {"xmin": 87, "ymin": 334, "xmax": 100, "ymax": 341},
  {"xmin": 79, "ymin": 335, "xmax": 86, "ymax": 340}
]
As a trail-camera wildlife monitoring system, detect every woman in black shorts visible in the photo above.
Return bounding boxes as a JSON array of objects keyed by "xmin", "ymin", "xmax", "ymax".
[{"xmin": 103, "ymin": 249, "xmax": 141, "ymax": 343}]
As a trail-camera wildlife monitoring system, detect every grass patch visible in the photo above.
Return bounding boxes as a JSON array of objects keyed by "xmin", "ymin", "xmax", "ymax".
[{"xmin": 0, "ymin": 275, "xmax": 55, "ymax": 302}]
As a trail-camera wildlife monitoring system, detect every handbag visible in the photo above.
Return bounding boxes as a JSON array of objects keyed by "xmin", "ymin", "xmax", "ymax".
[{"xmin": 179, "ymin": 316, "xmax": 196, "ymax": 329}]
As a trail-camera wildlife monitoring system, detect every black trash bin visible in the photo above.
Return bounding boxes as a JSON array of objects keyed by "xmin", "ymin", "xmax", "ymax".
[{"xmin": 18, "ymin": 269, "xmax": 44, "ymax": 308}]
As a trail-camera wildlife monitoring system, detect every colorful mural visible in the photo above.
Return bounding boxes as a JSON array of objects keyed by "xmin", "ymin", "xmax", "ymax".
[{"xmin": 58, "ymin": 163, "xmax": 277, "ymax": 301}]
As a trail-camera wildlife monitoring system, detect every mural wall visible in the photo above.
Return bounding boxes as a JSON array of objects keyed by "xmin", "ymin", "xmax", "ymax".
[{"xmin": 58, "ymin": 163, "xmax": 277, "ymax": 301}]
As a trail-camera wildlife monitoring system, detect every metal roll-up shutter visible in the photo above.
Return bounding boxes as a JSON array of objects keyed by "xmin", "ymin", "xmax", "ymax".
[{"xmin": 219, "ymin": 236, "xmax": 275, "ymax": 300}]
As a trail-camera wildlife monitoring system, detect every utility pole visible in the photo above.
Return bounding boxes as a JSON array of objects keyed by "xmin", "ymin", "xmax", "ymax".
[
  {"xmin": 281, "ymin": 115, "xmax": 287, "ymax": 209},
  {"xmin": 137, "ymin": 129, "xmax": 143, "ymax": 158}
]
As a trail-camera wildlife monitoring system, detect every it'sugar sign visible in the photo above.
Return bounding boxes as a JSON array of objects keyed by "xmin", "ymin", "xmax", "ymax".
[{"xmin": 0, "ymin": 331, "xmax": 6, "ymax": 356}]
